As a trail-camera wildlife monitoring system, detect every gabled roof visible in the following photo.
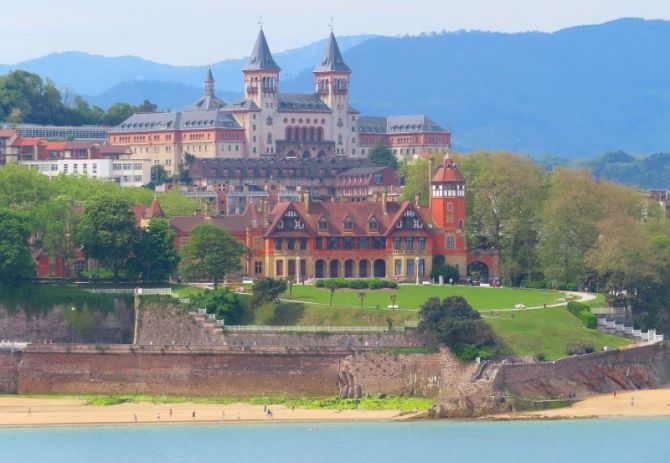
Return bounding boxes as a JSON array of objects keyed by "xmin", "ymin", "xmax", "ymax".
[
  {"xmin": 244, "ymin": 29, "xmax": 280, "ymax": 72},
  {"xmin": 356, "ymin": 115, "xmax": 446, "ymax": 134},
  {"xmin": 170, "ymin": 204, "xmax": 266, "ymax": 235},
  {"xmin": 277, "ymin": 93, "xmax": 330, "ymax": 112},
  {"xmin": 184, "ymin": 95, "xmax": 226, "ymax": 112},
  {"xmin": 314, "ymin": 32, "xmax": 351, "ymax": 73},
  {"xmin": 432, "ymin": 154, "xmax": 464, "ymax": 183},
  {"xmin": 0, "ymin": 129, "xmax": 16, "ymax": 138}
]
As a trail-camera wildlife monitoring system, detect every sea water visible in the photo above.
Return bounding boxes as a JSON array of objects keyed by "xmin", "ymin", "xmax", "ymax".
[{"xmin": 1, "ymin": 419, "xmax": 669, "ymax": 463}]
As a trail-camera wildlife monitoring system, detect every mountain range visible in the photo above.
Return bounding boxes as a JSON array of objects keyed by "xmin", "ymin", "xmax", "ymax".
[{"xmin": 2, "ymin": 19, "xmax": 670, "ymax": 158}]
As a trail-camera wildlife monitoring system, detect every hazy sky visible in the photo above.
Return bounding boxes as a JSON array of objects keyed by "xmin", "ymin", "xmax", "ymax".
[{"xmin": 2, "ymin": 0, "xmax": 670, "ymax": 65}]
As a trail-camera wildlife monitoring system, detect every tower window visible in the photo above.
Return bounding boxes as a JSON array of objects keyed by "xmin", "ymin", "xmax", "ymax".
[{"xmin": 446, "ymin": 235, "xmax": 455, "ymax": 249}]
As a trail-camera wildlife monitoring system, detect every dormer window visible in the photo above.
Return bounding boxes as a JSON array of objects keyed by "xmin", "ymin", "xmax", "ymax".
[
  {"xmin": 318, "ymin": 217, "xmax": 328, "ymax": 231},
  {"xmin": 343, "ymin": 216, "xmax": 353, "ymax": 231},
  {"xmin": 368, "ymin": 217, "xmax": 378, "ymax": 231}
]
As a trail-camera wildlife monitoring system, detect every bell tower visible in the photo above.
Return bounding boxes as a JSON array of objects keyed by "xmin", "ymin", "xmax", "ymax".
[
  {"xmin": 314, "ymin": 30, "xmax": 351, "ymax": 156},
  {"xmin": 430, "ymin": 154, "xmax": 466, "ymax": 235}
]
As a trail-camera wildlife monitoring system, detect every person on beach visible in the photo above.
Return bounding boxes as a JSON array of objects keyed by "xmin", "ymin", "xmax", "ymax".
[
  {"xmin": 631, "ymin": 396, "xmax": 635, "ymax": 406},
  {"xmin": 157, "ymin": 412, "xmax": 160, "ymax": 422},
  {"xmin": 169, "ymin": 408, "xmax": 173, "ymax": 418},
  {"xmin": 134, "ymin": 413, "xmax": 138, "ymax": 422},
  {"xmin": 237, "ymin": 412, "xmax": 240, "ymax": 420},
  {"xmin": 222, "ymin": 411, "xmax": 225, "ymax": 421},
  {"xmin": 613, "ymin": 390, "xmax": 617, "ymax": 399},
  {"xmin": 27, "ymin": 407, "xmax": 31, "ymax": 415},
  {"xmin": 192, "ymin": 411, "xmax": 196, "ymax": 421}
]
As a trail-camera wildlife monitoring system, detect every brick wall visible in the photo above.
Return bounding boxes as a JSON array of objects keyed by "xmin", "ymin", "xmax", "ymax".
[{"xmin": 0, "ymin": 351, "xmax": 21, "ymax": 393}]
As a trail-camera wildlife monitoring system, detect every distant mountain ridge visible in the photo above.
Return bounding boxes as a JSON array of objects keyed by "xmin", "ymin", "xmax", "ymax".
[{"xmin": 3, "ymin": 19, "xmax": 670, "ymax": 157}]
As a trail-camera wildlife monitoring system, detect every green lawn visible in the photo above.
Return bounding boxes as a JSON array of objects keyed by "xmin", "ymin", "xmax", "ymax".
[
  {"xmin": 283, "ymin": 284, "xmax": 566, "ymax": 311},
  {"xmin": 488, "ymin": 307, "xmax": 630, "ymax": 359}
]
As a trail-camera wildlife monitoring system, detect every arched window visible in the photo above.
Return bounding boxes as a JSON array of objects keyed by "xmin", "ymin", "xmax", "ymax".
[
  {"xmin": 317, "ymin": 127, "xmax": 323, "ymax": 141},
  {"xmin": 285, "ymin": 127, "xmax": 292, "ymax": 141},
  {"xmin": 318, "ymin": 217, "xmax": 328, "ymax": 231},
  {"xmin": 343, "ymin": 216, "xmax": 353, "ymax": 231},
  {"xmin": 302, "ymin": 127, "xmax": 308, "ymax": 142},
  {"xmin": 309, "ymin": 127, "xmax": 315, "ymax": 141},
  {"xmin": 368, "ymin": 217, "xmax": 378, "ymax": 231},
  {"xmin": 458, "ymin": 220, "xmax": 464, "ymax": 230},
  {"xmin": 446, "ymin": 235, "xmax": 455, "ymax": 249},
  {"xmin": 267, "ymin": 132, "xmax": 272, "ymax": 144}
]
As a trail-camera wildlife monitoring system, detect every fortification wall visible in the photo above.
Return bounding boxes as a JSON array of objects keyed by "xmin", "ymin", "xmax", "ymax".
[
  {"xmin": 137, "ymin": 302, "xmax": 427, "ymax": 347},
  {"xmin": 0, "ymin": 351, "xmax": 21, "ymax": 393},
  {"xmin": 492, "ymin": 343, "xmax": 670, "ymax": 397},
  {"xmin": 0, "ymin": 300, "xmax": 133, "ymax": 344}
]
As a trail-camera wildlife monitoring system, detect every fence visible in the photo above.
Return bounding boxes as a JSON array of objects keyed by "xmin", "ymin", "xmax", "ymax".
[
  {"xmin": 222, "ymin": 325, "xmax": 401, "ymax": 333},
  {"xmin": 590, "ymin": 307, "xmax": 627, "ymax": 316},
  {"xmin": 83, "ymin": 287, "xmax": 173, "ymax": 296},
  {"xmin": 597, "ymin": 316, "xmax": 664, "ymax": 343},
  {"xmin": 0, "ymin": 341, "xmax": 29, "ymax": 351}
]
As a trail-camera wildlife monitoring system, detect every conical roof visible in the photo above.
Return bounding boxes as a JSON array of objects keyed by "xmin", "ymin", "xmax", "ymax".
[
  {"xmin": 432, "ymin": 154, "xmax": 464, "ymax": 183},
  {"xmin": 206, "ymin": 67, "xmax": 214, "ymax": 82},
  {"xmin": 244, "ymin": 29, "xmax": 280, "ymax": 71},
  {"xmin": 315, "ymin": 32, "xmax": 350, "ymax": 73}
]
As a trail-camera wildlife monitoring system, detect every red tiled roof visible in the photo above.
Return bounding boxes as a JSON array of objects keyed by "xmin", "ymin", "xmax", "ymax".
[
  {"xmin": 0, "ymin": 129, "xmax": 16, "ymax": 138},
  {"xmin": 170, "ymin": 205, "xmax": 266, "ymax": 235},
  {"xmin": 432, "ymin": 155, "xmax": 464, "ymax": 183},
  {"xmin": 11, "ymin": 137, "xmax": 41, "ymax": 147},
  {"xmin": 43, "ymin": 141, "xmax": 67, "ymax": 150}
]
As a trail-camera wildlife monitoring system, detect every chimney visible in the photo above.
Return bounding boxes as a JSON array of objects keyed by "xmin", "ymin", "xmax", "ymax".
[
  {"xmin": 305, "ymin": 191, "xmax": 311, "ymax": 213},
  {"xmin": 382, "ymin": 191, "xmax": 388, "ymax": 215}
]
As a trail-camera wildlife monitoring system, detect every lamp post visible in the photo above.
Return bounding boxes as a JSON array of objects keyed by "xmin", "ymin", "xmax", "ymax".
[
  {"xmin": 70, "ymin": 306, "xmax": 76, "ymax": 344},
  {"xmin": 415, "ymin": 257, "xmax": 420, "ymax": 285},
  {"xmin": 296, "ymin": 256, "xmax": 301, "ymax": 284}
]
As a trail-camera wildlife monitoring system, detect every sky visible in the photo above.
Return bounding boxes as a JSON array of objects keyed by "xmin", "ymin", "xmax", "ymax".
[{"xmin": 2, "ymin": 0, "xmax": 670, "ymax": 65}]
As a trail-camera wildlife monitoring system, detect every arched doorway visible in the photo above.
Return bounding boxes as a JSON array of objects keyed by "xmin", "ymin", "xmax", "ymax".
[
  {"xmin": 359, "ymin": 260, "xmax": 369, "ymax": 278},
  {"xmin": 468, "ymin": 261, "xmax": 489, "ymax": 283},
  {"xmin": 317, "ymin": 150, "xmax": 326, "ymax": 159},
  {"xmin": 344, "ymin": 259, "xmax": 354, "ymax": 278},
  {"xmin": 373, "ymin": 259, "xmax": 386, "ymax": 278},
  {"xmin": 302, "ymin": 151, "xmax": 311, "ymax": 159},
  {"xmin": 315, "ymin": 259, "xmax": 326, "ymax": 278},
  {"xmin": 286, "ymin": 150, "xmax": 296, "ymax": 159},
  {"xmin": 329, "ymin": 260, "xmax": 340, "ymax": 278}
]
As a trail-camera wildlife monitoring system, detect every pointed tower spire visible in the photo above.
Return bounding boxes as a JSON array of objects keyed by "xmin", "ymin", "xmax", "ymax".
[
  {"xmin": 315, "ymin": 32, "xmax": 350, "ymax": 73},
  {"xmin": 204, "ymin": 66, "xmax": 215, "ymax": 97},
  {"xmin": 244, "ymin": 29, "xmax": 281, "ymax": 71}
]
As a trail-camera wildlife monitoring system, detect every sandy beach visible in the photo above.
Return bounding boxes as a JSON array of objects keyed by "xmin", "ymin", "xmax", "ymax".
[
  {"xmin": 497, "ymin": 388, "xmax": 670, "ymax": 420},
  {"xmin": 0, "ymin": 397, "xmax": 404, "ymax": 427}
]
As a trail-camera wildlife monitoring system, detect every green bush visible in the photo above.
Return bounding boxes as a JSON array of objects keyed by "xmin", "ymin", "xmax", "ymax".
[
  {"xmin": 524, "ymin": 280, "xmax": 548, "ymax": 289},
  {"xmin": 579, "ymin": 311, "xmax": 597, "ymax": 329},
  {"xmin": 193, "ymin": 288, "xmax": 244, "ymax": 324},
  {"xmin": 429, "ymin": 262, "xmax": 459, "ymax": 283},
  {"xmin": 567, "ymin": 301, "xmax": 589, "ymax": 318},
  {"xmin": 315, "ymin": 278, "xmax": 397, "ymax": 290},
  {"xmin": 567, "ymin": 343, "xmax": 595, "ymax": 355}
]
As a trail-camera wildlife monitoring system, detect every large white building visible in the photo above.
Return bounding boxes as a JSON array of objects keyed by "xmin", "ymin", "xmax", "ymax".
[
  {"xmin": 108, "ymin": 29, "xmax": 451, "ymax": 175},
  {"xmin": 22, "ymin": 158, "xmax": 151, "ymax": 188}
]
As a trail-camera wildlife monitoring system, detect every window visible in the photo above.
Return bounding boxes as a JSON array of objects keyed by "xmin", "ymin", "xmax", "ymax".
[
  {"xmin": 393, "ymin": 237, "xmax": 401, "ymax": 250},
  {"xmin": 447, "ymin": 202, "xmax": 454, "ymax": 211},
  {"xmin": 373, "ymin": 175, "xmax": 382, "ymax": 185},
  {"xmin": 418, "ymin": 237, "xmax": 426, "ymax": 250},
  {"xmin": 446, "ymin": 235, "xmax": 455, "ymax": 249},
  {"xmin": 343, "ymin": 216, "xmax": 353, "ymax": 231},
  {"xmin": 134, "ymin": 175, "xmax": 143, "ymax": 182},
  {"xmin": 406, "ymin": 237, "xmax": 414, "ymax": 250},
  {"xmin": 276, "ymin": 260, "xmax": 283, "ymax": 276},
  {"xmin": 418, "ymin": 258, "xmax": 425, "ymax": 276},
  {"xmin": 318, "ymin": 217, "xmax": 328, "ymax": 231},
  {"xmin": 407, "ymin": 259, "xmax": 415, "ymax": 276},
  {"xmin": 359, "ymin": 238, "xmax": 368, "ymax": 250},
  {"xmin": 315, "ymin": 237, "xmax": 323, "ymax": 250},
  {"xmin": 254, "ymin": 261, "xmax": 263, "ymax": 274},
  {"xmin": 274, "ymin": 238, "xmax": 283, "ymax": 251},
  {"xmin": 368, "ymin": 217, "xmax": 378, "ymax": 231},
  {"xmin": 395, "ymin": 259, "xmax": 402, "ymax": 276},
  {"xmin": 344, "ymin": 237, "xmax": 353, "ymax": 250},
  {"xmin": 447, "ymin": 214, "xmax": 454, "ymax": 223},
  {"xmin": 458, "ymin": 220, "xmax": 464, "ymax": 230},
  {"xmin": 329, "ymin": 237, "xmax": 339, "ymax": 250},
  {"xmin": 371, "ymin": 237, "xmax": 385, "ymax": 249},
  {"xmin": 254, "ymin": 237, "xmax": 263, "ymax": 250},
  {"xmin": 287, "ymin": 238, "xmax": 295, "ymax": 250},
  {"xmin": 300, "ymin": 238, "xmax": 307, "ymax": 250}
]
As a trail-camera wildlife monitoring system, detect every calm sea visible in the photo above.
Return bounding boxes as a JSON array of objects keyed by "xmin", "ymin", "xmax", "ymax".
[{"xmin": 1, "ymin": 419, "xmax": 668, "ymax": 463}]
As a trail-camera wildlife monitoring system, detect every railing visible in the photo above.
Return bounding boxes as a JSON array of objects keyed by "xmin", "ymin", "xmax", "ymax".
[
  {"xmin": 85, "ymin": 288, "xmax": 135, "ymax": 294},
  {"xmin": 590, "ymin": 307, "xmax": 627, "ymax": 316},
  {"xmin": 135, "ymin": 288, "xmax": 172, "ymax": 296},
  {"xmin": 222, "ymin": 325, "xmax": 402, "ymax": 333},
  {"xmin": 0, "ymin": 341, "xmax": 29, "ymax": 351},
  {"xmin": 597, "ymin": 315, "xmax": 664, "ymax": 343}
]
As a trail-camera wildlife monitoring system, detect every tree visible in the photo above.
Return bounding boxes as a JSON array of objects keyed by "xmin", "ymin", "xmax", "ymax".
[
  {"xmin": 194, "ymin": 288, "xmax": 245, "ymax": 325},
  {"xmin": 103, "ymin": 102, "xmax": 136, "ymax": 126},
  {"xmin": 77, "ymin": 196, "xmax": 139, "ymax": 284},
  {"xmin": 367, "ymin": 141, "xmax": 398, "ymax": 169},
  {"xmin": 251, "ymin": 278, "xmax": 288, "ymax": 306},
  {"xmin": 130, "ymin": 219, "xmax": 179, "ymax": 282},
  {"xmin": 179, "ymin": 224, "xmax": 244, "ymax": 288},
  {"xmin": 328, "ymin": 283, "xmax": 337, "ymax": 305},
  {"xmin": 33, "ymin": 197, "xmax": 79, "ymax": 281},
  {"xmin": 418, "ymin": 296, "xmax": 495, "ymax": 360},
  {"xmin": 0, "ymin": 209, "xmax": 35, "ymax": 282},
  {"xmin": 136, "ymin": 99, "xmax": 158, "ymax": 113},
  {"xmin": 358, "ymin": 291, "xmax": 367, "ymax": 309}
]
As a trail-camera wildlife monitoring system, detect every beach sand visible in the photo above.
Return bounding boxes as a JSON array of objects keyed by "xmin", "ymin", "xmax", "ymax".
[
  {"xmin": 0, "ymin": 397, "xmax": 403, "ymax": 427},
  {"xmin": 497, "ymin": 388, "xmax": 670, "ymax": 420}
]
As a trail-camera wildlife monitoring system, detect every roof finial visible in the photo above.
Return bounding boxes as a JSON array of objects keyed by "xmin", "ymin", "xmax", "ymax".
[
  {"xmin": 259, "ymin": 14, "xmax": 263, "ymax": 30},
  {"xmin": 329, "ymin": 16, "xmax": 334, "ymax": 33}
]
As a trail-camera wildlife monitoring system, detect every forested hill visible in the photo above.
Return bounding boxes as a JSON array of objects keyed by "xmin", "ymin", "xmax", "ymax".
[
  {"xmin": 284, "ymin": 18, "xmax": 670, "ymax": 158},
  {"xmin": 4, "ymin": 19, "xmax": 670, "ymax": 157},
  {"xmin": 577, "ymin": 151, "xmax": 670, "ymax": 190}
]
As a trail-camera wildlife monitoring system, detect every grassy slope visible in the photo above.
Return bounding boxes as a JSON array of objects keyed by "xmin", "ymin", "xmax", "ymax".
[
  {"xmin": 488, "ymin": 308, "xmax": 630, "ymax": 359},
  {"xmin": 283, "ymin": 284, "xmax": 564, "ymax": 311},
  {"xmin": 172, "ymin": 283, "xmax": 631, "ymax": 360}
]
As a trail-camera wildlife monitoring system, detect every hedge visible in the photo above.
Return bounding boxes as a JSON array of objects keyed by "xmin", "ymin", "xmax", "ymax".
[
  {"xmin": 579, "ymin": 311, "xmax": 598, "ymax": 329},
  {"xmin": 314, "ymin": 278, "xmax": 398, "ymax": 290},
  {"xmin": 567, "ymin": 301, "xmax": 597, "ymax": 329}
]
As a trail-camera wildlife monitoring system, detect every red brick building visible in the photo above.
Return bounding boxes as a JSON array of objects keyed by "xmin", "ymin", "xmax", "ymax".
[{"xmin": 170, "ymin": 155, "xmax": 499, "ymax": 282}]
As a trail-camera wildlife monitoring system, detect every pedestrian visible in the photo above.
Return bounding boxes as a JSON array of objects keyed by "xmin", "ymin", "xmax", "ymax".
[
  {"xmin": 169, "ymin": 408, "xmax": 173, "ymax": 418},
  {"xmin": 237, "ymin": 412, "xmax": 240, "ymax": 420},
  {"xmin": 631, "ymin": 396, "xmax": 635, "ymax": 407},
  {"xmin": 222, "ymin": 411, "xmax": 225, "ymax": 421},
  {"xmin": 264, "ymin": 405, "xmax": 267, "ymax": 413},
  {"xmin": 613, "ymin": 390, "xmax": 617, "ymax": 399},
  {"xmin": 134, "ymin": 413, "xmax": 138, "ymax": 423},
  {"xmin": 292, "ymin": 405, "xmax": 295, "ymax": 413},
  {"xmin": 27, "ymin": 407, "xmax": 31, "ymax": 415},
  {"xmin": 157, "ymin": 412, "xmax": 160, "ymax": 422},
  {"xmin": 192, "ymin": 411, "xmax": 196, "ymax": 421}
]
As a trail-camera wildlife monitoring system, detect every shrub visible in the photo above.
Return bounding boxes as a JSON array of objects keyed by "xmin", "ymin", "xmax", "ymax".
[
  {"xmin": 430, "ymin": 263, "xmax": 459, "ymax": 283},
  {"xmin": 524, "ymin": 280, "xmax": 548, "ymax": 289},
  {"xmin": 315, "ymin": 278, "xmax": 397, "ymax": 290},
  {"xmin": 193, "ymin": 288, "xmax": 244, "ymax": 325},
  {"xmin": 579, "ymin": 311, "xmax": 597, "ymax": 329},
  {"xmin": 567, "ymin": 301, "xmax": 589, "ymax": 318},
  {"xmin": 567, "ymin": 343, "xmax": 595, "ymax": 355}
]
